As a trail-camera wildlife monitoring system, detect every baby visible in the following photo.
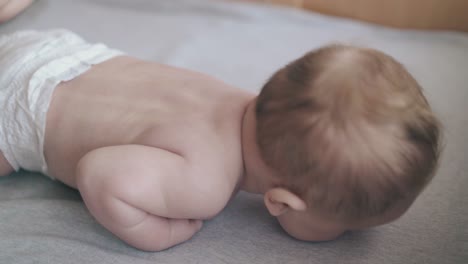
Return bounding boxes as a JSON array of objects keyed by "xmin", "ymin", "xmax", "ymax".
[{"xmin": 0, "ymin": 30, "xmax": 441, "ymax": 251}]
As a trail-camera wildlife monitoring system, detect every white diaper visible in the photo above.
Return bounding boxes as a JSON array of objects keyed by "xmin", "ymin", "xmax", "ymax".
[{"xmin": 0, "ymin": 29, "xmax": 123, "ymax": 176}]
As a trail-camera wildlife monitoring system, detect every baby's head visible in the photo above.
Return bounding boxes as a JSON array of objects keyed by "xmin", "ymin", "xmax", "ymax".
[{"xmin": 243, "ymin": 44, "xmax": 441, "ymax": 241}]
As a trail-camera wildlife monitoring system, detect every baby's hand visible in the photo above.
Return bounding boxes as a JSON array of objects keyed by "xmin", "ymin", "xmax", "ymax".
[{"xmin": 166, "ymin": 219, "xmax": 203, "ymax": 247}]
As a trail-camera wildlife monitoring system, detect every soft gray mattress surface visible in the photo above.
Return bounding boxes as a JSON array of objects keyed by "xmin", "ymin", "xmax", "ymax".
[{"xmin": 0, "ymin": 0, "xmax": 467, "ymax": 263}]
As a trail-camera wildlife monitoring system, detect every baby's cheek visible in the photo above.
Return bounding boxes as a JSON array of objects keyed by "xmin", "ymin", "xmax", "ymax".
[
  {"xmin": 276, "ymin": 215, "xmax": 314, "ymax": 240},
  {"xmin": 277, "ymin": 215, "xmax": 344, "ymax": 242}
]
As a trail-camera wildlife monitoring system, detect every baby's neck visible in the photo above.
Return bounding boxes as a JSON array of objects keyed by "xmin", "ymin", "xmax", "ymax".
[{"xmin": 239, "ymin": 99, "xmax": 276, "ymax": 195}]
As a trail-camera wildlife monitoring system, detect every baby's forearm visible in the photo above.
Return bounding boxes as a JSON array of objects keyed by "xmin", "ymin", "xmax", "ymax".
[
  {"xmin": 79, "ymin": 166, "xmax": 202, "ymax": 251},
  {"xmin": 75, "ymin": 144, "xmax": 205, "ymax": 251},
  {"xmin": 103, "ymin": 198, "xmax": 202, "ymax": 251}
]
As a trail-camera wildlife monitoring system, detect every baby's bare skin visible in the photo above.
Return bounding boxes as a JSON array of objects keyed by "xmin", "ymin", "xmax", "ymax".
[{"xmin": 40, "ymin": 56, "xmax": 253, "ymax": 250}]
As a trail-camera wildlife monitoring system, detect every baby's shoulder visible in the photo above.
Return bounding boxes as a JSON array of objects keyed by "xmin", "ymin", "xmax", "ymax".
[
  {"xmin": 134, "ymin": 129, "xmax": 241, "ymax": 218},
  {"xmin": 184, "ymin": 170, "xmax": 235, "ymax": 218},
  {"xmin": 186, "ymin": 149, "xmax": 242, "ymax": 218}
]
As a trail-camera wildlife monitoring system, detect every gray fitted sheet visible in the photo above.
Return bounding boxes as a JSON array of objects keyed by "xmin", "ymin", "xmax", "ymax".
[{"xmin": 0, "ymin": 0, "xmax": 467, "ymax": 263}]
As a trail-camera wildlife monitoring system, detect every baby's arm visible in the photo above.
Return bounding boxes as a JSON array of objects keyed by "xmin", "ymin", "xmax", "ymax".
[{"xmin": 76, "ymin": 145, "xmax": 203, "ymax": 251}]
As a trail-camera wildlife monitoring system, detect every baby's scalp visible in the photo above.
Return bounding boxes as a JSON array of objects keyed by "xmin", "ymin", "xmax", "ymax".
[{"xmin": 255, "ymin": 44, "xmax": 441, "ymax": 222}]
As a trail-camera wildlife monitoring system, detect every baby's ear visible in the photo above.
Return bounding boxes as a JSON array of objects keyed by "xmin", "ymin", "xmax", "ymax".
[{"xmin": 264, "ymin": 188, "xmax": 307, "ymax": 216}]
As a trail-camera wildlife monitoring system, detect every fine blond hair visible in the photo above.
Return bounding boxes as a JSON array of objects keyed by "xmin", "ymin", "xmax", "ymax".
[{"xmin": 256, "ymin": 44, "xmax": 441, "ymax": 221}]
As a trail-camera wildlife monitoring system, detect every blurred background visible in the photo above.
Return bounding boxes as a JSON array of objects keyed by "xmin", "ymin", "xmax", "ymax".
[{"xmin": 239, "ymin": 0, "xmax": 468, "ymax": 31}]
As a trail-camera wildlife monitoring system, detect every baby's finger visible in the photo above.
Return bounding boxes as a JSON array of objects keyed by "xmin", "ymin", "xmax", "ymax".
[
  {"xmin": 189, "ymin": 219, "xmax": 203, "ymax": 231},
  {"xmin": 168, "ymin": 219, "xmax": 203, "ymax": 246}
]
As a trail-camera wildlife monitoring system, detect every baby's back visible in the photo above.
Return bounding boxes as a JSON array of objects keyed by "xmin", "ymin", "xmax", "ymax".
[{"xmin": 45, "ymin": 56, "xmax": 252, "ymax": 196}]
